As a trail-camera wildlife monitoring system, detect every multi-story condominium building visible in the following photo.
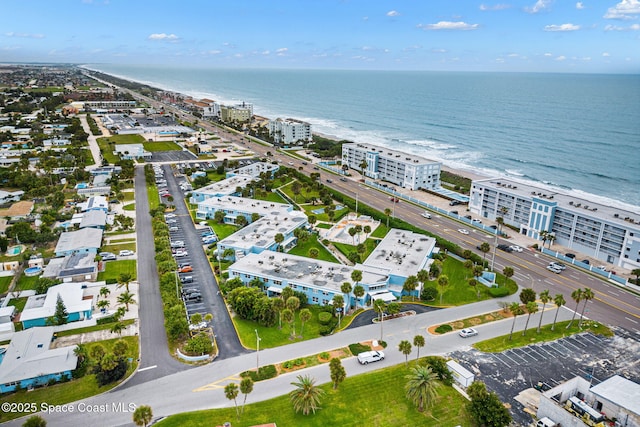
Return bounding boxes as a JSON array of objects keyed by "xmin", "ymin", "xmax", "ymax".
[
  {"xmin": 220, "ymin": 102, "xmax": 253, "ymax": 123},
  {"xmin": 83, "ymin": 100, "xmax": 136, "ymax": 110},
  {"xmin": 185, "ymin": 98, "xmax": 220, "ymax": 118},
  {"xmin": 341, "ymin": 143, "xmax": 441, "ymax": 191},
  {"xmin": 469, "ymin": 178, "xmax": 640, "ymax": 269},
  {"xmin": 229, "ymin": 251, "xmax": 393, "ymax": 308},
  {"xmin": 190, "ymin": 162, "xmax": 278, "ymax": 204},
  {"xmin": 268, "ymin": 118, "xmax": 312, "ymax": 145}
]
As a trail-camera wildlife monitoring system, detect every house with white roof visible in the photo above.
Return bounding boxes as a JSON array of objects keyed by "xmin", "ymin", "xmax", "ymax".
[
  {"xmin": 54, "ymin": 228, "xmax": 103, "ymax": 257},
  {"xmin": 78, "ymin": 195, "xmax": 108, "ymax": 212},
  {"xmin": 0, "ymin": 326, "xmax": 78, "ymax": 393},
  {"xmin": 20, "ymin": 282, "xmax": 94, "ymax": 329}
]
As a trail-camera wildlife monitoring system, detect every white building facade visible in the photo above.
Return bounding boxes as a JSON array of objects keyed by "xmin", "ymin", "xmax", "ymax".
[
  {"xmin": 341, "ymin": 143, "xmax": 441, "ymax": 191},
  {"xmin": 268, "ymin": 118, "xmax": 312, "ymax": 145}
]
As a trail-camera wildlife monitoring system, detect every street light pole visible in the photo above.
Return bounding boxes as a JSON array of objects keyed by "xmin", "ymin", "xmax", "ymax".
[
  {"xmin": 490, "ymin": 232, "xmax": 498, "ymax": 271},
  {"xmin": 255, "ymin": 329, "xmax": 261, "ymax": 372},
  {"xmin": 355, "ymin": 192, "xmax": 359, "ymax": 216}
]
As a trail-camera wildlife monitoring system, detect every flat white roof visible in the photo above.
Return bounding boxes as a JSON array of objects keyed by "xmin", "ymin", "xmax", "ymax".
[
  {"xmin": 343, "ymin": 142, "xmax": 440, "ymax": 166},
  {"xmin": 219, "ymin": 211, "xmax": 307, "ymax": 251},
  {"xmin": 20, "ymin": 283, "xmax": 93, "ymax": 322},
  {"xmin": 199, "ymin": 196, "xmax": 293, "ymax": 218},
  {"xmin": 590, "ymin": 375, "xmax": 640, "ymax": 416},
  {"xmin": 230, "ymin": 251, "xmax": 389, "ymax": 293},
  {"xmin": 193, "ymin": 175, "xmax": 256, "ymax": 197},
  {"xmin": 54, "ymin": 228, "xmax": 103, "ymax": 253},
  {"xmin": 362, "ymin": 229, "xmax": 435, "ymax": 278}
]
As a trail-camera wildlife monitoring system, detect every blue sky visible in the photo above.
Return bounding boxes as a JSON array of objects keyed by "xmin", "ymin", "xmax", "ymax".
[{"xmin": 2, "ymin": 0, "xmax": 639, "ymax": 72}]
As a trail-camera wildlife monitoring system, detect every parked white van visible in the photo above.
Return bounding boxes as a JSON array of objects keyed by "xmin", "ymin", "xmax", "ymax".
[{"xmin": 357, "ymin": 351, "xmax": 385, "ymax": 365}]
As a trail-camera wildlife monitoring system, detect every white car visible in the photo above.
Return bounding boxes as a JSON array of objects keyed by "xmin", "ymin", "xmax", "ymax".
[
  {"xmin": 458, "ymin": 229, "xmax": 470, "ymax": 235},
  {"xmin": 459, "ymin": 328, "xmax": 478, "ymax": 338},
  {"xmin": 174, "ymin": 250, "xmax": 188, "ymax": 257},
  {"xmin": 189, "ymin": 321, "xmax": 208, "ymax": 331},
  {"xmin": 119, "ymin": 250, "xmax": 135, "ymax": 257},
  {"xmin": 171, "ymin": 241, "xmax": 185, "ymax": 248},
  {"xmin": 357, "ymin": 351, "xmax": 385, "ymax": 365},
  {"xmin": 165, "ymin": 213, "xmax": 177, "ymax": 219},
  {"xmin": 421, "ymin": 212, "xmax": 432, "ymax": 219},
  {"xmin": 509, "ymin": 245, "xmax": 523, "ymax": 253}
]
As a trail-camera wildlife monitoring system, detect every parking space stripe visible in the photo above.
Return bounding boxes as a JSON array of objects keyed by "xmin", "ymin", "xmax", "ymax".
[
  {"xmin": 506, "ymin": 349, "xmax": 528, "ymax": 364},
  {"xmin": 580, "ymin": 333, "xmax": 602, "ymax": 345},
  {"xmin": 491, "ymin": 354, "xmax": 512, "ymax": 368},
  {"xmin": 560, "ymin": 338, "xmax": 583, "ymax": 351},
  {"xmin": 535, "ymin": 344, "xmax": 557, "ymax": 358},
  {"xmin": 548, "ymin": 342, "xmax": 570, "ymax": 356},
  {"xmin": 515, "ymin": 348, "xmax": 540, "ymax": 362},
  {"xmin": 526, "ymin": 346, "xmax": 547, "ymax": 360},
  {"xmin": 499, "ymin": 351, "xmax": 519, "ymax": 366},
  {"xmin": 566, "ymin": 336, "xmax": 588, "ymax": 347}
]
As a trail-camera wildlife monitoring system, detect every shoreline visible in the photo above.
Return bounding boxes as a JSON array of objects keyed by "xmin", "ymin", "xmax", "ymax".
[{"xmin": 83, "ymin": 66, "xmax": 640, "ymax": 214}]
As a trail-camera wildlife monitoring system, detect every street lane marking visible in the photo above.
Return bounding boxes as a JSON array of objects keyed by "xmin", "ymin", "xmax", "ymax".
[
  {"xmin": 138, "ymin": 365, "xmax": 157, "ymax": 372},
  {"xmin": 625, "ymin": 317, "xmax": 638, "ymax": 324},
  {"xmin": 193, "ymin": 375, "xmax": 242, "ymax": 392}
]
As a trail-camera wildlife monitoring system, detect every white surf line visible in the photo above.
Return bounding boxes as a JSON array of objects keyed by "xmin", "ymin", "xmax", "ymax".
[{"xmin": 138, "ymin": 365, "xmax": 158, "ymax": 372}]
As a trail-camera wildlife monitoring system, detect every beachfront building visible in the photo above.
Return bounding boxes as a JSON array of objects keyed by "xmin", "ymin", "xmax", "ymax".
[
  {"xmin": 341, "ymin": 143, "xmax": 441, "ymax": 191},
  {"xmin": 268, "ymin": 118, "xmax": 312, "ymax": 145},
  {"xmin": 468, "ymin": 178, "xmax": 640, "ymax": 269},
  {"xmin": 229, "ymin": 251, "xmax": 392, "ymax": 308},
  {"xmin": 0, "ymin": 326, "xmax": 78, "ymax": 393},
  {"xmin": 361, "ymin": 229, "xmax": 437, "ymax": 297},
  {"xmin": 184, "ymin": 98, "xmax": 220, "ymax": 118},
  {"xmin": 20, "ymin": 283, "xmax": 94, "ymax": 329},
  {"xmin": 220, "ymin": 102, "xmax": 253, "ymax": 123}
]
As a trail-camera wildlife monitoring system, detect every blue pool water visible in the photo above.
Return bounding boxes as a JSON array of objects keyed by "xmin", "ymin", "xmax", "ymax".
[{"xmin": 7, "ymin": 246, "xmax": 22, "ymax": 256}]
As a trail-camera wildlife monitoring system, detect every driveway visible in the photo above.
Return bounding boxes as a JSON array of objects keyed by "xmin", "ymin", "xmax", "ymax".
[{"xmin": 345, "ymin": 303, "xmax": 441, "ymax": 329}]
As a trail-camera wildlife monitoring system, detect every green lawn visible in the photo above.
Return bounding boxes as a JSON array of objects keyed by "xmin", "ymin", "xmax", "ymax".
[
  {"xmin": 287, "ymin": 233, "xmax": 339, "ymax": 263},
  {"xmin": 143, "ymin": 141, "xmax": 181, "ymax": 151},
  {"xmin": 15, "ymin": 274, "xmax": 39, "ymax": 291},
  {"xmin": 97, "ymin": 259, "xmax": 137, "ymax": 282},
  {"xmin": 280, "ymin": 180, "xmax": 321, "ymax": 202},
  {"xmin": 147, "ymin": 182, "xmax": 160, "ymax": 210},
  {"xmin": 315, "ymin": 223, "xmax": 331, "ymax": 229},
  {"xmin": 211, "ymin": 223, "xmax": 240, "ymax": 240},
  {"xmin": 97, "ymin": 134, "xmax": 146, "ymax": 164},
  {"xmin": 474, "ymin": 319, "xmax": 613, "ymax": 353},
  {"xmin": 55, "ymin": 319, "xmax": 136, "ymax": 337},
  {"xmin": 101, "ymin": 242, "xmax": 137, "ymax": 253},
  {"xmin": 0, "ymin": 275, "xmax": 13, "ymax": 294},
  {"xmin": 1, "ymin": 336, "xmax": 139, "ymax": 422},
  {"xmin": 370, "ymin": 223, "xmax": 390, "ymax": 238},
  {"xmin": 253, "ymin": 190, "xmax": 289, "ymax": 204},
  {"xmin": 161, "ymin": 362, "xmax": 470, "ymax": 427},
  {"xmin": 333, "ymin": 239, "xmax": 379, "ymax": 262},
  {"xmin": 123, "ymin": 202, "xmax": 135, "ymax": 211},
  {"xmin": 302, "ymin": 204, "xmax": 349, "ymax": 223},
  {"xmin": 7, "ymin": 296, "xmax": 28, "ymax": 313}
]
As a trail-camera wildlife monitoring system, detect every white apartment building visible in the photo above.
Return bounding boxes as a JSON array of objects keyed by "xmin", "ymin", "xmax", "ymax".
[
  {"xmin": 268, "ymin": 118, "xmax": 312, "ymax": 145},
  {"xmin": 469, "ymin": 178, "xmax": 640, "ymax": 269},
  {"xmin": 341, "ymin": 143, "xmax": 441, "ymax": 191}
]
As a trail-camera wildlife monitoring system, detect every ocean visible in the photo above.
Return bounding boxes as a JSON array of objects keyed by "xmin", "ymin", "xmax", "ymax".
[{"xmin": 84, "ymin": 65, "xmax": 640, "ymax": 210}]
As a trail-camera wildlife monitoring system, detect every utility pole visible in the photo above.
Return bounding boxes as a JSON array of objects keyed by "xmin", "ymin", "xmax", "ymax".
[
  {"xmin": 255, "ymin": 329, "xmax": 261, "ymax": 372},
  {"xmin": 490, "ymin": 232, "xmax": 498, "ymax": 271}
]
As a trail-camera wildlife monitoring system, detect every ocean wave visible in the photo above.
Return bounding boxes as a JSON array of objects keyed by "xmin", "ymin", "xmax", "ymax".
[{"xmin": 505, "ymin": 169, "xmax": 525, "ymax": 177}]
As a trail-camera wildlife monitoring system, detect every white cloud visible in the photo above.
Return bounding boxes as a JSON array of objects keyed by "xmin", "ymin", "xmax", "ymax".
[
  {"xmin": 417, "ymin": 21, "xmax": 479, "ymax": 30},
  {"xmin": 602, "ymin": 52, "xmax": 611, "ymax": 56},
  {"xmin": 386, "ymin": 10, "xmax": 400, "ymax": 17},
  {"xmin": 276, "ymin": 47, "xmax": 288, "ymax": 56},
  {"xmin": 431, "ymin": 48, "xmax": 448, "ymax": 53},
  {"xmin": 507, "ymin": 53, "xmax": 519, "ymax": 57},
  {"xmin": 544, "ymin": 52, "xmax": 553, "ymax": 56},
  {"xmin": 148, "ymin": 33, "xmax": 179, "ymax": 41},
  {"xmin": 604, "ymin": 0, "xmax": 640, "ymax": 19},
  {"xmin": 582, "ymin": 56, "xmax": 591, "ymax": 61},
  {"xmin": 207, "ymin": 50, "xmax": 222, "ymax": 55},
  {"xmin": 526, "ymin": 0, "xmax": 553, "ymax": 14},
  {"xmin": 544, "ymin": 23, "xmax": 581, "ymax": 31},
  {"xmin": 479, "ymin": 4, "xmax": 511, "ymax": 11},
  {"xmin": 604, "ymin": 23, "xmax": 640, "ymax": 30},
  {"xmin": 5, "ymin": 32, "xmax": 44, "ymax": 39},
  {"xmin": 555, "ymin": 55, "xmax": 566, "ymax": 61},
  {"xmin": 576, "ymin": 2, "xmax": 584, "ymax": 9}
]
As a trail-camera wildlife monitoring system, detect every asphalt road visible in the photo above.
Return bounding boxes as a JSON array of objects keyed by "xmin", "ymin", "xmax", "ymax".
[{"xmin": 125, "ymin": 166, "xmax": 191, "ymax": 387}]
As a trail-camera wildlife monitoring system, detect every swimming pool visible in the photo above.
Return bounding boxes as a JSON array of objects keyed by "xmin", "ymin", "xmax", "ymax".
[
  {"xmin": 25, "ymin": 266, "xmax": 43, "ymax": 276},
  {"xmin": 6, "ymin": 245, "xmax": 24, "ymax": 256}
]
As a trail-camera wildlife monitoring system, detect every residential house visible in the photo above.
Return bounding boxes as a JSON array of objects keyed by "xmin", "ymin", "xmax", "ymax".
[
  {"xmin": 54, "ymin": 228, "xmax": 103, "ymax": 257},
  {"xmin": 20, "ymin": 282, "xmax": 94, "ymax": 329}
]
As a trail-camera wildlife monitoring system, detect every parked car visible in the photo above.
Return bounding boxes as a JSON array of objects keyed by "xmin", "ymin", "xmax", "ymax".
[
  {"xmin": 189, "ymin": 321, "xmax": 208, "ymax": 331},
  {"xmin": 180, "ymin": 276, "xmax": 194, "ymax": 284},
  {"xmin": 565, "ymin": 253, "xmax": 576, "ymax": 259},
  {"xmin": 178, "ymin": 265, "xmax": 193, "ymax": 273},
  {"xmin": 170, "ymin": 241, "xmax": 185, "ymax": 248},
  {"xmin": 100, "ymin": 252, "xmax": 116, "ymax": 261},
  {"xmin": 119, "ymin": 250, "xmax": 134, "ymax": 257},
  {"xmin": 169, "ymin": 226, "xmax": 179, "ymax": 232},
  {"xmin": 174, "ymin": 250, "xmax": 188, "ymax": 257},
  {"xmin": 184, "ymin": 293, "xmax": 202, "ymax": 302},
  {"xmin": 357, "ymin": 351, "xmax": 385, "ymax": 365},
  {"xmin": 459, "ymin": 328, "xmax": 478, "ymax": 338},
  {"xmin": 581, "ymin": 259, "xmax": 590, "ymax": 265},
  {"xmin": 165, "ymin": 213, "xmax": 177, "ymax": 219}
]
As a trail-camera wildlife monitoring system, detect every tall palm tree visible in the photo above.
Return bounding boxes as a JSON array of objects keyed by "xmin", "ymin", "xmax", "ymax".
[
  {"xmin": 503, "ymin": 266, "xmax": 514, "ymax": 285},
  {"xmin": 567, "ymin": 288, "xmax": 583, "ymax": 329},
  {"xmin": 351, "ymin": 270, "xmax": 362, "ymax": 291},
  {"xmin": 404, "ymin": 366, "xmax": 439, "ymax": 412},
  {"xmin": 240, "ymin": 377, "xmax": 253, "ymax": 415},
  {"xmin": 299, "ymin": 308, "xmax": 311, "ymax": 337},
  {"xmin": 281, "ymin": 308, "xmax": 294, "ymax": 339},
  {"xmin": 539, "ymin": 230, "xmax": 549, "ymax": 249},
  {"xmin": 373, "ymin": 299, "xmax": 387, "ymax": 341},
  {"xmin": 274, "ymin": 233, "xmax": 284, "ymax": 251},
  {"xmin": 117, "ymin": 273, "xmax": 133, "ymax": 292},
  {"xmin": 353, "ymin": 285, "xmax": 365, "ymax": 309},
  {"xmin": 272, "ymin": 297, "xmax": 285, "ymax": 329},
  {"xmin": 117, "ymin": 291, "xmax": 136, "ymax": 312},
  {"xmin": 224, "ymin": 383, "xmax": 240, "ymax": 418},
  {"xmin": 551, "ymin": 293, "xmax": 566, "ymax": 331},
  {"xmin": 399, "ymin": 340, "xmax": 412, "ymax": 366},
  {"xmin": 537, "ymin": 290, "xmax": 551, "ymax": 333},
  {"xmin": 508, "ymin": 302, "xmax": 523, "ymax": 340},
  {"xmin": 358, "ymin": 159, "xmax": 368, "ymax": 178},
  {"xmin": 413, "ymin": 335, "xmax": 425, "ymax": 360},
  {"xmin": 403, "ymin": 275, "xmax": 419, "ymax": 301},
  {"xmin": 341, "ymin": 282, "xmax": 352, "ymax": 311},
  {"xmin": 417, "ymin": 269, "xmax": 429, "ymax": 292},
  {"xmin": 99, "ymin": 286, "xmax": 111, "ymax": 299},
  {"xmin": 384, "ymin": 208, "xmax": 392, "ymax": 227},
  {"xmin": 437, "ymin": 275, "xmax": 449, "ymax": 305},
  {"xmin": 479, "ymin": 242, "xmax": 491, "ymax": 263},
  {"xmin": 463, "ymin": 260, "xmax": 474, "ymax": 279},
  {"xmin": 132, "ymin": 405, "xmax": 153, "ymax": 427},
  {"xmin": 522, "ymin": 301, "xmax": 539, "ymax": 336},
  {"xmin": 546, "ymin": 233, "xmax": 556, "ymax": 248},
  {"xmin": 579, "ymin": 288, "xmax": 594, "ymax": 327},
  {"xmin": 289, "ymin": 375, "xmax": 324, "ymax": 415}
]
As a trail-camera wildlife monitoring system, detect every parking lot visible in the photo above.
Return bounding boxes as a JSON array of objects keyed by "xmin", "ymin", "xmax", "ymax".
[{"xmin": 449, "ymin": 328, "xmax": 640, "ymax": 425}]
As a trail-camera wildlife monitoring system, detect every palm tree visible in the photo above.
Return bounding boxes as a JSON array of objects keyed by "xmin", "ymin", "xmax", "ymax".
[
  {"xmin": 522, "ymin": 301, "xmax": 539, "ymax": 336},
  {"xmin": 479, "ymin": 242, "xmax": 490, "ymax": 263},
  {"xmin": 272, "ymin": 297, "xmax": 284, "ymax": 329},
  {"xmin": 632, "ymin": 268, "xmax": 640, "ymax": 285},
  {"xmin": 240, "ymin": 377, "xmax": 253, "ymax": 415},
  {"xmin": 363, "ymin": 225, "xmax": 371, "ymax": 238},
  {"xmin": 99, "ymin": 286, "xmax": 111, "ymax": 299},
  {"xmin": 399, "ymin": 340, "xmax": 412, "ymax": 366},
  {"xmin": 348, "ymin": 227, "xmax": 357, "ymax": 244},
  {"xmin": 373, "ymin": 298, "xmax": 387, "ymax": 341},
  {"xmin": 417, "ymin": 269, "xmax": 429, "ymax": 292},
  {"xmin": 117, "ymin": 291, "xmax": 136, "ymax": 312},
  {"xmin": 341, "ymin": 282, "xmax": 352, "ymax": 311},
  {"xmin": 133, "ymin": 405, "xmax": 153, "ymax": 427},
  {"xmin": 281, "ymin": 308, "xmax": 294, "ymax": 339},
  {"xmin": 566, "ymin": 288, "xmax": 583, "ymax": 329},
  {"xmin": 508, "ymin": 302, "xmax": 523, "ymax": 340},
  {"xmin": 404, "ymin": 366, "xmax": 439, "ymax": 412},
  {"xmin": 437, "ymin": 275, "xmax": 449, "ymax": 305},
  {"xmin": 384, "ymin": 208, "xmax": 392, "ymax": 227},
  {"xmin": 97, "ymin": 299, "xmax": 110, "ymax": 312},
  {"xmin": 579, "ymin": 288, "xmax": 594, "ymax": 327},
  {"xmin": 299, "ymin": 308, "xmax": 311, "ymax": 337},
  {"xmin": 496, "ymin": 216, "xmax": 505, "ymax": 235},
  {"xmin": 413, "ymin": 335, "xmax": 425, "ymax": 360},
  {"xmin": 546, "ymin": 233, "xmax": 556, "ymax": 248},
  {"xmin": 403, "ymin": 275, "xmax": 419, "ymax": 301},
  {"xmin": 469, "ymin": 278, "xmax": 480, "ymax": 299},
  {"xmin": 110, "ymin": 322, "xmax": 125, "ymax": 336},
  {"xmin": 332, "ymin": 294, "xmax": 344, "ymax": 326},
  {"xmin": 463, "ymin": 260, "xmax": 474, "ymax": 279},
  {"xmin": 503, "ymin": 266, "xmax": 514, "ymax": 285},
  {"xmin": 274, "ymin": 233, "xmax": 284, "ymax": 251},
  {"xmin": 308, "ymin": 248, "xmax": 319, "ymax": 259},
  {"xmin": 219, "ymin": 248, "xmax": 236, "ymax": 273},
  {"xmin": 351, "ymin": 270, "xmax": 362, "ymax": 290},
  {"xmin": 537, "ymin": 290, "xmax": 551, "ymax": 333},
  {"xmin": 539, "ymin": 230, "xmax": 549, "ymax": 249},
  {"xmin": 224, "ymin": 383, "xmax": 240, "ymax": 418},
  {"xmin": 117, "ymin": 272, "xmax": 133, "ymax": 292},
  {"xmin": 551, "ymin": 293, "xmax": 566, "ymax": 331},
  {"xmin": 329, "ymin": 357, "xmax": 346, "ymax": 390},
  {"xmin": 286, "ymin": 296, "xmax": 300, "ymax": 337},
  {"xmin": 353, "ymin": 285, "xmax": 365, "ymax": 309},
  {"xmin": 289, "ymin": 375, "xmax": 324, "ymax": 415},
  {"xmin": 358, "ymin": 159, "xmax": 367, "ymax": 178}
]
